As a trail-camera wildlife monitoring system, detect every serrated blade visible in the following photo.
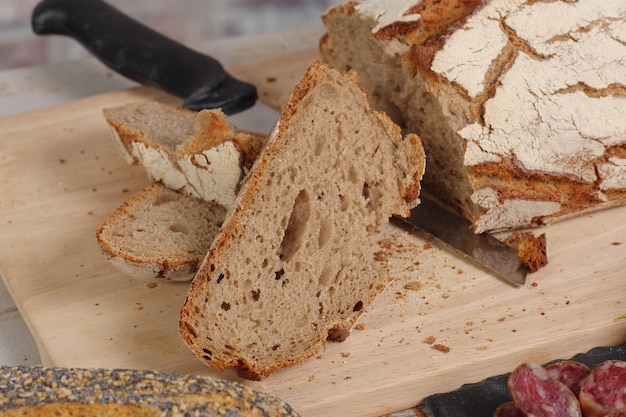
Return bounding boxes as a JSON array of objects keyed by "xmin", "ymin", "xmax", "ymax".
[{"xmin": 403, "ymin": 194, "xmax": 528, "ymax": 286}]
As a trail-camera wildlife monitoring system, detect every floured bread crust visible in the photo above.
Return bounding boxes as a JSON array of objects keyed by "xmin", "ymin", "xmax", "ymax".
[
  {"xmin": 321, "ymin": 0, "xmax": 626, "ymax": 232},
  {"xmin": 103, "ymin": 101, "xmax": 264, "ymax": 209},
  {"xmin": 96, "ymin": 182, "xmax": 227, "ymax": 281}
]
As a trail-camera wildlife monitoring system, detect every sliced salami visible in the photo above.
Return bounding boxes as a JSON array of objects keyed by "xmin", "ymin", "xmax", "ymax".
[
  {"xmin": 579, "ymin": 360, "xmax": 626, "ymax": 417},
  {"xmin": 545, "ymin": 360, "xmax": 591, "ymax": 396},
  {"xmin": 494, "ymin": 401, "xmax": 525, "ymax": 417},
  {"xmin": 508, "ymin": 362, "xmax": 582, "ymax": 417}
]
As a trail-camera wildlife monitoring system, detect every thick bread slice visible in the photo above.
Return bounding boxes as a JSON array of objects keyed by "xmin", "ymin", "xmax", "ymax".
[
  {"xmin": 103, "ymin": 101, "xmax": 264, "ymax": 208},
  {"xmin": 179, "ymin": 61, "xmax": 425, "ymax": 380},
  {"xmin": 321, "ymin": 0, "xmax": 626, "ymax": 232},
  {"xmin": 0, "ymin": 365, "xmax": 299, "ymax": 416},
  {"xmin": 96, "ymin": 182, "xmax": 227, "ymax": 281}
]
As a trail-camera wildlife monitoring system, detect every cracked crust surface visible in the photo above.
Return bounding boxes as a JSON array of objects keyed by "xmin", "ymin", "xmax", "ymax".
[{"xmin": 321, "ymin": 0, "xmax": 626, "ymax": 232}]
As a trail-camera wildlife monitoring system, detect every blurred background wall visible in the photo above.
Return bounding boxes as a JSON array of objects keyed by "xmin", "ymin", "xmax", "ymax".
[{"xmin": 0, "ymin": 0, "xmax": 340, "ymax": 70}]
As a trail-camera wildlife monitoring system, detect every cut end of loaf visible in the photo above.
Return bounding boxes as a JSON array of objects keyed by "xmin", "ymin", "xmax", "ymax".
[
  {"xmin": 179, "ymin": 61, "xmax": 425, "ymax": 380},
  {"xmin": 102, "ymin": 101, "xmax": 266, "ymax": 208}
]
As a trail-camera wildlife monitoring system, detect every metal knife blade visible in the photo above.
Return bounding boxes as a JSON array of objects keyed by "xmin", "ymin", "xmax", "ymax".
[{"xmin": 403, "ymin": 194, "xmax": 528, "ymax": 286}]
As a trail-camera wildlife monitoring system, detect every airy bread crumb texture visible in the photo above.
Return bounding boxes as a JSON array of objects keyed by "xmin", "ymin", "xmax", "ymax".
[
  {"xmin": 97, "ymin": 182, "xmax": 227, "ymax": 281},
  {"xmin": 179, "ymin": 61, "xmax": 425, "ymax": 380}
]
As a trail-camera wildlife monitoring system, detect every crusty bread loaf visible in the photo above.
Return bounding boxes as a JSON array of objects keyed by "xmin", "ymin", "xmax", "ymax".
[
  {"xmin": 103, "ymin": 101, "xmax": 264, "ymax": 208},
  {"xmin": 321, "ymin": 0, "xmax": 626, "ymax": 233},
  {"xmin": 179, "ymin": 61, "xmax": 425, "ymax": 380},
  {"xmin": 96, "ymin": 182, "xmax": 227, "ymax": 281},
  {"xmin": 0, "ymin": 365, "xmax": 299, "ymax": 416}
]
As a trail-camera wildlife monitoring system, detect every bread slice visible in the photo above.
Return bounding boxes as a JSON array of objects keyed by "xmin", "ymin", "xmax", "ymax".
[
  {"xmin": 96, "ymin": 182, "xmax": 227, "ymax": 281},
  {"xmin": 0, "ymin": 365, "xmax": 299, "ymax": 416},
  {"xmin": 321, "ymin": 0, "xmax": 626, "ymax": 233},
  {"xmin": 179, "ymin": 61, "xmax": 425, "ymax": 380},
  {"xmin": 103, "ymin": 101, "xmax": 265, "ymax": 208}
]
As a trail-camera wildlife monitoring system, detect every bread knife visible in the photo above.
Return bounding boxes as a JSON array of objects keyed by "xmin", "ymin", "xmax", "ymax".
[
  {"xmin": 31, "ymin": 0, "xmax": 257, "ymax": 114},
  {"xmin": 403, "ymin": 194, "xmax": 529, "ymax": 286},
  {"xmin": 31, "ymin": 0, "xmax": 528, "ymax": 287}
]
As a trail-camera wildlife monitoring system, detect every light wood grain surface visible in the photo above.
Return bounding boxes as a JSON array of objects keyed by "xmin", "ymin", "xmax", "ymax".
[{"xmin": 1, "ymin": 46, "xmax": 625, "ymax": 417}]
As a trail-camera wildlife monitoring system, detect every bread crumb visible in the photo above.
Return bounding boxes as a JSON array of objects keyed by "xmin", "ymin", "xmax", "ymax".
[
  {"xmin": 433, "ymin": 344, "xmax": 450, "ymax": 353},
  {"xmin": 341, "ymin": 352, "xmax": 350, "ymax": 358},
  {"xmin": 354, "ymin": 324, "xmax": 365, "ymax": 331},
  {"xmin": 612, "ymin": 241, "xmax": 622, "ymax": 246},
  {"xmin": 424, "ymin": 336, "xmax": 436, "ymax": 345},
  {"xmin": 146, "ymin": 282, "xmax": 157, "ymax": 289},
  {"xmin": 504, "ymin": 232, "xmax": 548, "ymax": 273},
  {"xmin": 404, "ymin": 281, "xmax": 423, "ymax": 291}
]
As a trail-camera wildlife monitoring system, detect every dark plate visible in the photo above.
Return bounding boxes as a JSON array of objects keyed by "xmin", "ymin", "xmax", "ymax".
[{"xmin": 424, "ymin": 342, "xmax": 626, "ymax": 417}]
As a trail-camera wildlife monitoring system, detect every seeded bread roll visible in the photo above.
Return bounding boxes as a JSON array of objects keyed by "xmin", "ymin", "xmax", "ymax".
[
  {"xmin": 320, "ymin": 0, "xmax": 626, "ymax": 233},
  {"xmin": 179, "ymin": 61, "xmax": 425, "ymax": 380},
  {"xmin": 103, "ymin": 101, "xmax": 264, "ymax": 209},
  {"xmin": 96, "ymin": 182, "xmax": 227, "ymax": 281},
  {"xmin": 0, "ymin": 365, "xmax": 299, "ymax": 417}
]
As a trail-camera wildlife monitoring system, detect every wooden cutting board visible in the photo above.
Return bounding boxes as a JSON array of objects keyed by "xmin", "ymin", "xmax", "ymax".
[{"xmin": 1, "ymin": 47, "xmax": 625, "ymax": 417}]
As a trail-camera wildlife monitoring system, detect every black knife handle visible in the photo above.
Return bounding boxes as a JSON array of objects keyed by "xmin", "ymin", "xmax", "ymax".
[{"xmin": 31, "ymin": 0, "xmax": 257, "ymax": 114}]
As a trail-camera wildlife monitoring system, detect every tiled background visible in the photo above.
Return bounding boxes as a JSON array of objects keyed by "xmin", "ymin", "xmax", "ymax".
[{"xmin": 0, "ymin": 0, "xmax": 339, "ymax": 70}]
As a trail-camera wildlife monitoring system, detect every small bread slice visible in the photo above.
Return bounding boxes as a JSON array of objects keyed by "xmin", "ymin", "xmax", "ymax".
[
  {"xmin": 103, "ymin": 102, "xmax": 264, "ymax": 208},
  {"xmin": 179, "ymin": 61, "xmax": 426, "ymax": 380},
  {"xmin": 97, "ymin": 182, "xmax": 227, "ymax": 281}
]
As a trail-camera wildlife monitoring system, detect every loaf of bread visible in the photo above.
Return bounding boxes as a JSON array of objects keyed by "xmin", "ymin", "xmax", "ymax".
[
  {"xmin": 0, "ymin": 365, "xmax": 299, "ymax": 416},
  {"xmin": 321, "ymin": 0, "xmax": 626, "ymax": 233},
  {"xmin": 103, "ymin": 101, "xmax": 264, "ymax": 208},
  {"xmin": 96, "ymin": 182, "xmax": 227, "ymax": 281},
  {"xmin": 179, "ymin": 61, "xmax": 425, "ymax": 380}
]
